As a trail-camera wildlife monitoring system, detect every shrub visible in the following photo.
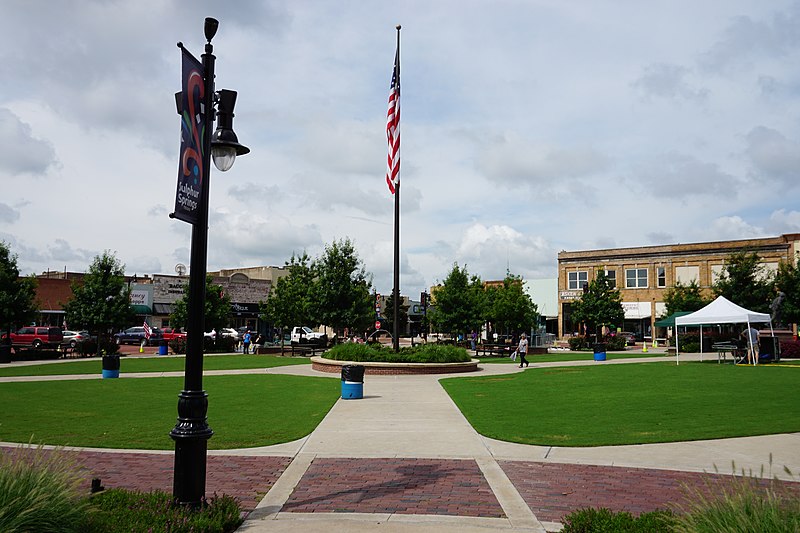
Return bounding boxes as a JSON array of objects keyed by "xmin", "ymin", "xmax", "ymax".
[
  {"xmin": 569, "ymin": 336, "xmax": 589, "ymax": 351},
  {"xmin": 560, "ymin": 507, "xmax": 675, "ymax": 532},
  {"xmin": 779, "ymin": 339, "xmax": 800, "ymax": 359},
  {"xmin": 0, "ymin": 445, "xmax": 93, "ymax": 533},
  {"xmin": 604, "ymin": 334, "xmax": 627, "ymax": 351},
  {"xmin": 169, "ymin": 337, "xmax": 186, "ymax": 355},
  {"xmin": 325, "ymin": 343, "xmax": 470, "ymax": 363},
  {"xmin": 672, "ymin": 463, "xmax": 800, "ymax": 533},
  {"xmin": 76, "ymin": 337, "xmax": 119, "ymax": 356},
  {"xmin": 86, "ymin": 489, "xmax": 242, "ymax": 533}
]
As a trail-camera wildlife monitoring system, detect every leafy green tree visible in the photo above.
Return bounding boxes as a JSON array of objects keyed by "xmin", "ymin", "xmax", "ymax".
[
  {"xmin": 661, "ymin": 280, "xmax": 709, "ymax": 317},
  {"xmin": 774, "ymin": 260, "xmax": 800, "ymax": 327},
  {"xmin": 260, "ymin": 252, "xmax": 316, "ymax": 334},
  {"xmin": 63, "ymin": 251, "xmax": 134, "ymax": 351},
  {"xmin": 713, "ymin": 251, "xmax": 774, "ymax": 313},
  {"xmin": 570, "ymin": 271, "xmax": 624, "ymax": 340},
  {"xmin": 170, "ymin": 275, "xmax": 231, "ymax": 335},
  {"xmin": 311, "ymin": 238, "xmax": 373, "ymax": 336},
  {"xmin": 488, "ymin": 273, "xmax": 539, "ymax": 337},
  {"xmin": 0, "ymin": 242, "xmax": 38, "ymax": 347},
  {"xmin": 428, "ymin": 264, "xmax": 485, "ymax": 339},
  {"xmin": 383, "ymin": 292, "xmax": 409, "ymax": 336}
]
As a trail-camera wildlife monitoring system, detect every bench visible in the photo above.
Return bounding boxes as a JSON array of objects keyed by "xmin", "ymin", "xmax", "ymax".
[{"xmin": 476, "ymin": 344, "xmax": 512, "ymax": 357}]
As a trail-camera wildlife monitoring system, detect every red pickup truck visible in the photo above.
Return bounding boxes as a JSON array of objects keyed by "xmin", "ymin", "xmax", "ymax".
[
  {"xmin": 161, "ymin": 327, "xmax": 187, "ymax": 341},
  {"xmin": 2, "ymin": 326, "xmax": 64, "ymax": 349}
]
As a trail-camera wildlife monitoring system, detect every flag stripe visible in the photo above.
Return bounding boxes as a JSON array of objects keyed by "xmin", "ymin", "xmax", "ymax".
[
  {"xmin": 386, "ymin": 47, "xmax": 400, "ymax": 194},
  {"xmin": 143, "ymin": 321, "xmax": 152, "ymax": 340}
]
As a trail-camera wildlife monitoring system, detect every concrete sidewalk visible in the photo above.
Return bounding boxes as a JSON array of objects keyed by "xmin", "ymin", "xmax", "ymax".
[{"xmin": 235, "ymin": 357, "xmax": 800, "ymax": 532}]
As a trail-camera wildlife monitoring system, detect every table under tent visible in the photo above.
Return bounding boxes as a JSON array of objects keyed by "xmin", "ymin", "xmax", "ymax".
[{"xmin": 673, "ymin": 296, "xmax": 774, "ymax": 365}]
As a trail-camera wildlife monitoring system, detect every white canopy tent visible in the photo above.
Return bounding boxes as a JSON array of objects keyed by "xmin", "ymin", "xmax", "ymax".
[{"xmin": 674, "ymin": 296, "xmax": 773, "ymax": 365}]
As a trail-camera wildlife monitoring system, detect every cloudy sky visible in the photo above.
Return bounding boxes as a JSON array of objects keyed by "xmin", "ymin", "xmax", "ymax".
[{"xmin": 2, "ymin": 1, "xmax": 800, "ymax": 298}]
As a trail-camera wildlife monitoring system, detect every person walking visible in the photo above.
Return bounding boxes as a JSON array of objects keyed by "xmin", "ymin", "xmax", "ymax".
[
  {"xmin": 243, "ymin": 330, "xmax": 252, "ymax": 354},
  {"xmin": 517, "ymin": 333, "xmax": 529, "ymax": 368},
  {"xmin": 741, "ymin": 326, "xmax": 759, "ymax": 364}
]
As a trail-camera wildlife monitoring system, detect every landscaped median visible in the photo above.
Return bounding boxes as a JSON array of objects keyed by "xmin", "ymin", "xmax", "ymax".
[{"xmin": 311, "ymin": 342, "xmax": 480, "ymax": 374}]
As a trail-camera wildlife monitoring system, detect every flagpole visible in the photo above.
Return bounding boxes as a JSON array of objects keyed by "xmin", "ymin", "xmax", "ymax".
[{"xmin": 392, "ymin": 25, "xmax": 401, "ymax": 353}]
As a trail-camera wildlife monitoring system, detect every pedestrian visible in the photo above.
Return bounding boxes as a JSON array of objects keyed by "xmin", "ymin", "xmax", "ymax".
[
  {"xmin": 740, "ymin": 326, "xmax": 759, "ymax": 364},
  {"xmin": 517, "ymin": 333, "xmax": 529, "ymax": 368},
  {"xmin": 470, "ymin": 330, "xmax": 477, "ymax": 351},
  {"xmin": 243, "ymin": 330, "xmax": 252, "ymax": 354}
]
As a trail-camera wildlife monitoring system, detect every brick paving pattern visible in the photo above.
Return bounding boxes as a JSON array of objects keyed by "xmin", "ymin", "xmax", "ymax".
[
  {"xmin": 282, "ymin": 457, "xmax": 505, "ymax": 517},
  {"xmin": 0, "ymin": 446, "xmax": 290, "ymax": 512},
  {"xmin": 500, "ymin": 460, "xmax": 800, "ymax": 522}
]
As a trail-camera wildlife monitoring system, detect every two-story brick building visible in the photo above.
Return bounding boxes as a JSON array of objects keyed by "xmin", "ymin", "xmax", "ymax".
[{"xmin": 557, "ymin": 234, "xmax": 800, "ymax": 341}]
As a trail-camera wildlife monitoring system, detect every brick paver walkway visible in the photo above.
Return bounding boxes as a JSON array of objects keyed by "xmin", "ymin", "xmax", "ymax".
[
  {"xmin": 500, "ymin": 460, "xmax": 800, "ymax": 522},
  {"xmin": 282, "ymin": 457, "xmax": 505, "ymax": 517}
]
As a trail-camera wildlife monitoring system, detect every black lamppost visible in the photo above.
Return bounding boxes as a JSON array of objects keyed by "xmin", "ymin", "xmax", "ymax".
[{"xmin": 170, "ymin": 17, "xmax": 249, "ymax": 507}]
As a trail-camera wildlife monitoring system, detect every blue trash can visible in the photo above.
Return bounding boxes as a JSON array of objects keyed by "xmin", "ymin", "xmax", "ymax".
[
  {"xmin": 101, "ymin": 355, "xmax": 120, "ymax": 378},
  {"xmin": 158, "ymin": 341, "xmax": 168, "ymax": 356},
  {"xmin": 593, "ymin": 343, "xmax": 607, "ymax": 361},
  {"xmin": 341, "ymin": 364, "xmax": 364, "ymax": 399}
]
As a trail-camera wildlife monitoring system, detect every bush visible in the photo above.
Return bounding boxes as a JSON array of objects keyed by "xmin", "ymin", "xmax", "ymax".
[
  {"xmin": 561, "ymin": 507, "xmax": 675, "ymax": 532},
  {"xmin": 169, "ymin": 337, "xmax": 186, "ymax": 355},
  {"xmin": 86, "ymin": 489, "xmax": 242, "ymax": 533},
  {"xmin": 76, "ymin": 337, "xmax": 119, "ymax": 357},
  {"xmin": 779, "ymin": 339, "xmax": 800, "ymax": 359},
  {"xmin": 569, "ymin": 336, "xmax": 589, "ymax": 351},
  {"xmin": 0, "ymin": 445, "xmax": 93, "ymax": 533},
  {"xmin": 325, "ymin": 343, "xmax": 470, "ymax": 363},
  {"xmin": 604, "ymin": 334, "xmax": 627, "ymax": 351},
  {"xmin": 203, "ymin": 335, "xmax": 238, "ymax": 353}
]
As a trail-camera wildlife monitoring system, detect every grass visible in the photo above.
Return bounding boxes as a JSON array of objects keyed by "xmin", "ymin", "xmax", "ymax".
[
  {"xmin": 477, "ymin": 350, "xmax": 664, "ymax": 364},
  {"xmin": 0, "ymin": 353, "xmax": 310, "ymax": 377},
  {"xmin": 441, "ymin": 362, "xmax": 800, "ymax": 447},
  {"xmin": 0, "ymin": 374, "xmax": 339, "ymax": 449}
]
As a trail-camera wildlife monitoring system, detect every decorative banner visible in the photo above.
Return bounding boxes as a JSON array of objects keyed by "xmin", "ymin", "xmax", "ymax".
[{"xmin": 173, "ymin": 47, "xmax": 205, "ymax": 225}]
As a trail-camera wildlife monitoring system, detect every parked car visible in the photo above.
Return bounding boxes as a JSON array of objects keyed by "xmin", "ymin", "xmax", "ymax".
[
  {"xmin": 114, "ymin": 326, "xmax": 163, "ymax": 346},
  {"xmin": 219, "ymin": 328, "xmax": 239, "ymax": 339},
  {"xmin": 619, "ymin": 332, "xmax": 639, "ymax": 346},
  {"xmin": 62, "ymin": 330, "xmax": 90, "ymax": 348},
  {"xmin": 161, "ymin": 327, "xmax": 187, "ymax": 341},
  {"xmin": 2, "ymin": 326, "xmax": 64, "ymax": 349},
  {"xmin": 290, "ymin": 326, "xmax": 327, "ymax": 346}
]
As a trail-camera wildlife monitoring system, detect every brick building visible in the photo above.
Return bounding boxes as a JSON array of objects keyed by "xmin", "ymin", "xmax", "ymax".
[{"xmin": 557, "ymin": 234, "xmax": 800, "ymax": 341}]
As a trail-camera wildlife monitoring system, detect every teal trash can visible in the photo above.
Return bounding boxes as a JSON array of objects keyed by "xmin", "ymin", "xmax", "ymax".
[
  {"xmin": 593, "ymin": 343, "xmax": 607, "ymax": 361},
  {"xmin": 341, "ymin": 364, "xmax": 364, "ymax": 399},
  {"xmin": 101, "ymin": 355, "xmax": 120, "ymax": 378}
]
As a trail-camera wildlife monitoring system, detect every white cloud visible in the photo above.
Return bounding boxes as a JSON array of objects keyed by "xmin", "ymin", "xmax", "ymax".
[
  {"xmin": 744, "ymin": 126, "xmax": 800, "ymax": 186},
  {"xmin": 632, "ymin": 63, "xmax": 708, "ymax": 102},
  {"xmin": 769, "ymin": 209, "xmax": 800, "ymax": 232},
  {"xmin": 0, "ymin": 109, "xmax": 58, "ymax": 176}
]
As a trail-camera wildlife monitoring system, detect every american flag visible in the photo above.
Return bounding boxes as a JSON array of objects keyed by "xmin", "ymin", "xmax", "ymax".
[
  {"xmin": 385, "ymin": 45, "xmax": 400, "ymax": 194},
  {"xmin": 143, "ymin": 321, "xmax": 152, "ymax": 340}
]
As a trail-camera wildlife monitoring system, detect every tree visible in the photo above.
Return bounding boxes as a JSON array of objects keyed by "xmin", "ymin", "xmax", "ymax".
[
  {"xmin": 382, "ymin": 292, "xmax": 409, "ymax": 336},
  {"xmin": 487, "ymin": 273, "xmax": 539, "ymax": 337},
  {"xmin": 713, "ymin": 251, "xmax": 774, "ymax": 313},
  {"xmin": 570, "ymin": 271, "xmax": 624, "ymax": 339},
  {"xmin": 774, "ymin": 260, "xmax": 800, "ymax": 327},
  {"xmin": 171, "ymin": 275, "xmax": 231, "ymax": 335},
  {"xmin": 661, "ymin": 280, "xmax": 709, "ymax": 317},
  {"xmin": 64, "ymin": 251, "xmax": 134, "ymax": 350},
  {"xmin": 0, "ymin": 242, "xmax": 38, "ymax": 348},
  {"xmin": 428, "ymin": 264, "xmax": 485, "ymax": 339},
  {"xmin": 311, "ymin": 238, "xmax": 373, "ymax": 336},
  {"xmin": 260, "ymin": 252, "xmax": 316, "ymax": 333}
]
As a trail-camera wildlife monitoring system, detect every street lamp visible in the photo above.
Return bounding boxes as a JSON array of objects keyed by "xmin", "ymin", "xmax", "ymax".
[{"xmin": 169, "ymin": 17, "xmax": 249, "ymax": 507}]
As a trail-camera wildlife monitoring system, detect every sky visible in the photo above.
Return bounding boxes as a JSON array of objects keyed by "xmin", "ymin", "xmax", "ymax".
[{"xmin": 2, "ymin": 0, "xmax": 800, "ymax": 299}]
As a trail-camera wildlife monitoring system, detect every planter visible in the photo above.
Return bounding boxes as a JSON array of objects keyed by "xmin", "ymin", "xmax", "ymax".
[{"xmin": 102, "ymin": 354, "xmax": 120, "ymax": 378}]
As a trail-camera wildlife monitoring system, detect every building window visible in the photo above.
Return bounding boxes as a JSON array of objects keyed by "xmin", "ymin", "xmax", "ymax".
[
  {"xmin": 675, "ymin": 266, "xmax": 698, "ymax": 285},
  {"xmin": 568, "ymin": 271, "xmax": 588, "ymax": 290},
  {"xmin": 657, "ymin": 267, "xmax": 666, "ymax": 288},
  {"xmin": 604, "ymin": 269, "xmax": 616, "ymax": 288},
  {"xmin": 625, "ymin": 268, "xmax": 648, "ymax": 288}
]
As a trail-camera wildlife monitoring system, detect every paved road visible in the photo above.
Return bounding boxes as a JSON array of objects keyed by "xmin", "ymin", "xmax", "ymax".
[{"xmin": 1, "ymin": 352, "xmax": 798, "ymax": 532}]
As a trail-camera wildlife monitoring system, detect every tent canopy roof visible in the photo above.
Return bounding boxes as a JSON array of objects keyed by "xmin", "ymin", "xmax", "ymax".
[
  {"xmin": 674, "ymin": 296, "xmax": 771, "ymax": 326},
  {"xmin": 654, "ymin": 311, "xmax": 692, "ymax": 328}
]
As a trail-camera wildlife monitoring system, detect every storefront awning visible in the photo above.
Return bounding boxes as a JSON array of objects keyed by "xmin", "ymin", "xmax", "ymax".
[
  {"xmin": 153, "ymin": 303, "xmax": 173, "ymax": 315},
  {"xmin": 131, "ymin": 304, "xmax": 152, "ymax": 315},
  {"xmin": 623, "ymin": 302, "xmax": 650, "ymax": 320}
]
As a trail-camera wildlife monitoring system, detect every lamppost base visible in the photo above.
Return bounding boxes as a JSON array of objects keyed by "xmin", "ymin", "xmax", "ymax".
[{"xmin": 170, "ymin": 389, "xmax": 213, "ymax": 506}]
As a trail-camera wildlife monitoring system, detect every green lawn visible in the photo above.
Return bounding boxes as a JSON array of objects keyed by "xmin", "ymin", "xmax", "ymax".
[
  {"xmin": 0, "ymin": 354, "xmax": 310, "ymax": 377},
  {"xmin": 0, "ymin": 374, "xmax": 339, "ymax": 450},
  {"xmin": 441, "ymin": 362, "xmax": 800, "ymax": 447},
  {"xmin": 477, "ymin": 351, "xmax": 665, "ymax": 364}
]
